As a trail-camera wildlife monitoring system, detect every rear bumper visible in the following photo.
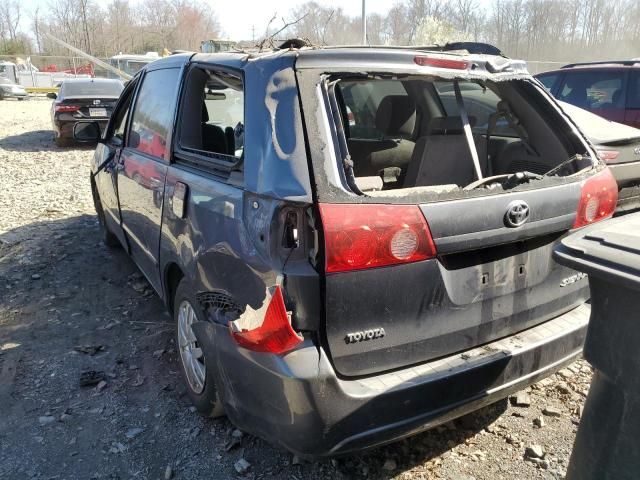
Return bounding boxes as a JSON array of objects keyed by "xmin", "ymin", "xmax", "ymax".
[
  {"xmin": 0, "ymin": 90, "xmax": 27, "ymax": 98},
  {"xmin": 55, "ymin": 119, "xmax": 108, "ymax": 139},
  {"xmin": 198, "ymin": 303, "xmax": 590, "ymax": 458}
]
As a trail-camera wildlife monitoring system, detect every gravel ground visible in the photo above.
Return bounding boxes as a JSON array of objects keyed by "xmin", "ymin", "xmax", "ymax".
[{"xmin": 0, "ymin": 99, "xmax": 593, "ymax": 480}]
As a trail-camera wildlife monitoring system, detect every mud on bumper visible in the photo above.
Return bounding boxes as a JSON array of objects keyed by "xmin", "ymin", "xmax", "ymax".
[{"xmin": 196, "ymin": 303, "xmax": 589, "ymax": 458}]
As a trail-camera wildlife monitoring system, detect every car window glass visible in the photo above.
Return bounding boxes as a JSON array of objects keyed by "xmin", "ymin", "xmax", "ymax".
[
  {"xmin": 61, "ymin": 80, "xmax": 123, "ymax": 97},
  {"xmin": 435, "ymin": 81, "xmax": 518, "ymax": 137},
  {"xmin": 339, "ymin": 80, "xmax": 409, "ymax": 139},
  {"xmin": 178, "ymin": 67, "xmax": 244, "ymax": 160},
  {"xmin": 558, "ymin": 71, "xmax": 624, "ymax": 110},
  {"xmin": 113, "ymin": 103, "xmax": 130, "ymax": 142},
  {"xmin": 129, "ymin": 68, "xmax": 181, "ymax": 158},
  {"xmin": 537, "ymin": 73, "xmax": 559, "ymax": 91},
  {"xmin": 628, "ymin": 71, "xmax": 640, "ymax": 109}
]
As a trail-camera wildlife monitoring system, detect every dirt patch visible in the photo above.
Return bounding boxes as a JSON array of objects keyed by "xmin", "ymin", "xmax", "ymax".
[{"xmin": 0, "ymin": 99, "xmax": 590, "ymax": 479}]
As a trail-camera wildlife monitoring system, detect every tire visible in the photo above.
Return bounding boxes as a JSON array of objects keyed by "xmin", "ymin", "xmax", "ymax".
[
  {"xmin": 91, "ymin": 183, "xmax": 120, "ymax": 248},
  {"xmin": 174, "ymin": 279, "xmax": 225, "ymax": 417}
]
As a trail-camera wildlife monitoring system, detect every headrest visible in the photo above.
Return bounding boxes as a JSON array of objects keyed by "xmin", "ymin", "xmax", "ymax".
[
  {"xmin": 375, "ymin": 95, "xmax": 416, "ymax": 136},
  {"xmin": 428, "ymin": 116, "xmax": 477, "ymax": 134}
]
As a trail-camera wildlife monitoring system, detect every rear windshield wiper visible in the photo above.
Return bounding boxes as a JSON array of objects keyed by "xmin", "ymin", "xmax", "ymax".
[
  {"xmin": 543, "ymin": 154, "xmax": 594, "ymax": 178},
  {"xmin": 464, "ymin": 171, "xmax": 542, "ymax": 191}
]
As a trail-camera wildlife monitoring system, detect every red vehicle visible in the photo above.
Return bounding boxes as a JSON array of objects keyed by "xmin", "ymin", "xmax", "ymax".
[{"xmin": 536, "ymin": 60, "xmax": 640, "ymax": 129}]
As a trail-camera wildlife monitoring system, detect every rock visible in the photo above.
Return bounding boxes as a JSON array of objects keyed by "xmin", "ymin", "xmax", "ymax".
[
  {"xmin": 511, "ymin": 392, "xmax": 531, "ymax": 407},
  {"xmin": 576, "ymin": 405, "xmax": 584, "ymax": 418},
  {"xmin": 31, "ymin": 274, "xmax": 41, "ymax": 280},
  {"xmin": 164, "ymin": 465, "xmax": 173, "ymax": 480},
  {"xmin": 225, "ymin": 429, "xmax": 243, "ymax": 451},
  {"xmin": 292, "ymin": 455, "xmax": 303, "ymax": 466},
  {"xmin": 96, "ymin": 380, "xmax": 108, "ymax": 392},
  {"xmin": 234, "ymin": 458, "xmax": 251, "ymax": 474},
  {"xmin": 73, "ymin": 345, "xmax": 105, "ymax": 356},
  {"xmin": 38, "ymin": 415, "xmax": 55, "ymax": 425},
  {"xmin": 534, "ymin": 416, "xmax": 545, "ymax": 428},
  {"xmin": 382, "ymin": 458, "xmax": 397, "ymax": 471},
  {"xmin": 527, "ymin": 457, "xmax": 550, "ymax": 469},
  {"xmin": 188, "ymin": 406, "xmax": 197, "ymax": 413},
  {"xmin": 125, "ymin": 427, "xmax": 144, "ymax": 439},
  {"xmin": 543, "ymin": 406, "xmax": 562, "ymax": 417},
  {"xmin": 525, "ymin": 444, "xmax": 545, "ymax": 459},
  {"xmin": 79, "ymin": 370, "xmax": 105, "ymax": 387},
  {"xmin": 556, "ymin": 382, "xmax": 572, "ymax": 395}
]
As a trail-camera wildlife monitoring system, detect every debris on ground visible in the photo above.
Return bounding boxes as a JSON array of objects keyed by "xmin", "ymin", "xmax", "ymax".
[
  {"xmin": 234, "ymin": 458, "xmax": 251, "ymax": 475},
  {"xmin": 74, "ymin": 345, "xmax": 105, "ymax": 356},
  {"xmin": 79, "ymin": 370, "xmax": 106, "ymax": 387}
]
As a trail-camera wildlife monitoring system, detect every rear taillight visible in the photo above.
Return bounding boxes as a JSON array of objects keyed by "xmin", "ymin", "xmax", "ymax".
[
  {"xmin": 573, "ymin": 168, "xmax": 618, "ymax": 228},
  {"xmin": 55, "ymin": 105, "xmax": 80, "ymax": 113},
  {"xmin": 596, "ymin": 149, "xmax": 620, "ymax": 163},
  {"xmin": 229, "ymin": 286, "xmax": 303, "ymax": 355},
  {"xmin": 414, "ymin": 55, "xmax": 469, "ymax": 70},
  {"xmin": 319, "ymin": 204, "xmax": 437, "ymax": 273}
]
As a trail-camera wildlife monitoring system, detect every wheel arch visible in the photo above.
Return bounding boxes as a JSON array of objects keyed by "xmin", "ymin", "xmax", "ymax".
[{"xmin": 164, "ymin": 262, "xmax": 185, "ymax": 315}]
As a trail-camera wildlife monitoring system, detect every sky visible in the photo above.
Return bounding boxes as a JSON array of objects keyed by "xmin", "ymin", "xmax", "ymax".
[
  {"xmin": 214, "ymin": 0, "xmax": 393, "ymax": 40},
  {"xmin": 18, "ymin": 0, "xmax": 398, "ymax": 41}
]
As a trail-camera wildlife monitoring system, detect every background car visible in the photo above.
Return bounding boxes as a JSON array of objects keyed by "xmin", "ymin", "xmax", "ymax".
[
  {"xmin": 0, "ymin": 77, "xmax": 28, "ymax": 100},
  {"xmin": 559, "ymin": 100, "xmax": 640, "ymax": 213},
  {"xmin": 536, "ymin": 60, "xmax": 640, "ymax": 128},
  {"xmin": 49, "ymin": 78, "xmax": 123, "ymax": 147}
]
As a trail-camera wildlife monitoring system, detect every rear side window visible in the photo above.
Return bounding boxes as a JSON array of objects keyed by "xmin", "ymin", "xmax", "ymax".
[
  {"xmin": 340, "ymin": 80, "xmax": 411, "ymax": 140},
  {"xmin": 176, "ymin": 66, "xmax": 245, "ymax": 170},
  {"xmin": 628, "ymin": 71, "xmax": 640, "ymax": 109},
  {"xmin": 129, "ymin": 68, "xmax": 181, "ymax": 159},
  {"xmin": 537, "ymin": 73, "xmax": 559, "ymax": 92},
  {"xmin": 558, "ymin": 70, "xmax": 625, "ymax": 110}
]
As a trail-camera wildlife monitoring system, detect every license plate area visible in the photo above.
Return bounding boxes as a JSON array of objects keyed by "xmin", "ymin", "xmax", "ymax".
[{"xmin": 89, "ymin": 108, "xmax": 107, "ymax": 117}]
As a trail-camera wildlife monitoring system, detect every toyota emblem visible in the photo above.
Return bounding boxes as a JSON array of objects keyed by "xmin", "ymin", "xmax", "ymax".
[
  {"xmin": 93, "ymin": 99, "xmax": 101, "ymax": 105},
  {"xmin": 505, "ymin": 200, "xmax": 530, "ymax": 227}
]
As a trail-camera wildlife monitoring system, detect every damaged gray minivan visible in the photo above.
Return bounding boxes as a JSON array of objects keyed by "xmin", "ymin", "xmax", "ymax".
[{"xmin": 84, "ymin": 44, "xmax": 617, "ymax": 457}]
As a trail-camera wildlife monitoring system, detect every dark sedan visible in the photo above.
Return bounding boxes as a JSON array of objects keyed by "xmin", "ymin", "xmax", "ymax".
[
  {"xmin": 559, "ymin": 100, "xmax": 640, "ymax": 213},
  {"xmin": 50, "ymin": 78, "xmax": 123, "ymax": 147}
]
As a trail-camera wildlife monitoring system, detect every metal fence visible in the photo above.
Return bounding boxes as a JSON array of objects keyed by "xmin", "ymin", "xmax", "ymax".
[{"xmin": 0, "ymin": 55, "xmax": 121, "ymax": 89}]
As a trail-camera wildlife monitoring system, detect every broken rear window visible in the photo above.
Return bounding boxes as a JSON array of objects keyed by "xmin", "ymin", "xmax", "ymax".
[{"xmin": 326, "ymin": 75, "xmax": 593, "ymax": 195}]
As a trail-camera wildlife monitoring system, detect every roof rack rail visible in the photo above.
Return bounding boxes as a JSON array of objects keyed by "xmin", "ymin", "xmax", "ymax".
[{"xmin": 562, "ymin": 60, "xmax": 640, "ymax": 69}]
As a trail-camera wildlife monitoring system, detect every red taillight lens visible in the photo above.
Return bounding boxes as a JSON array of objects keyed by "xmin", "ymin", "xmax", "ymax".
[
  {"xmin": 414, "ymin": 56, "xmax": 469, "ymax": 70},
  {"xmin": 55, "ymin": 105, "xmax": 80, "ymax": 113},
  {"xmin": 229, "ymin": 286, "xmax": 303, "ymax": 355},
  {"xmin": 573, "ymin": 168, "xmax": 618, "ymax": 228},
  {"xmin": 319, "ymin": 204, "xmax": 437, "ymax": 273},
  {"xmin": 596, "ymin": 149, "xmax": 620, "ymax": 163}
]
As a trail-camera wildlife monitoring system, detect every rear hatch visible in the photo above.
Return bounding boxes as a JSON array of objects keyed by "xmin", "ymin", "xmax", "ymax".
[{"xmin": 295, "ymin": 49, "xmax": 616, "ymax": 377}]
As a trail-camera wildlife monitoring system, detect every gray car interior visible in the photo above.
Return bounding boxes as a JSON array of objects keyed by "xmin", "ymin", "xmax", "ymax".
[
  {"xmin": 179, "ymin": 67, "xmax": 238, "ymax": 157},
  {"xmin": 337, "ymin": 79, "xmax": 578, "ymax": 192}
]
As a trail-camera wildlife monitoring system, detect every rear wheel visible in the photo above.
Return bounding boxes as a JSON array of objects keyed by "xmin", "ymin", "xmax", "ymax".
[{"xmin": 174, "ymin": 279, "xmax": 224, "ymax": 417}]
